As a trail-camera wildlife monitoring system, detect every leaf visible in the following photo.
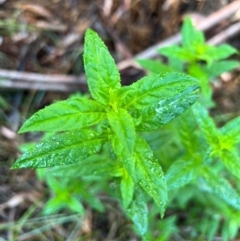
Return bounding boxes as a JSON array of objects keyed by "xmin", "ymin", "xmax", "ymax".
[
  {"xmin": 181, "ymin": 17, "xmax": 205, "ymax": 49},
  {"xmin": 83, "ymin": 29, "xmax": 121, "ymax": 104},
  {"xmin": 43, "ymin": 198, "xmax": 64, "ymax": 215},
  {"xmin": 19, "ymin": 98, "xmax": 107, "ymax": 133},
  {"xmin": 108, "ymin": 108, "xmax": 135, "ymax": 155},
  {"xmin": 43, "ymin": 154, "xmax": 116, "ymax": 178},
  {"xmin": 122, "ymin": 72, "xmax": 199, "ymax": 111},
  {"xmin": 12, "ymin": 130, "xmax": 106, "ymax": 169},
  {"xmin": 203, "ymin": 60, "xmax": 239, "ymax": 79},
  {"xmin": 159, "ymin": 45, "xmax": 194, "ymax": 62},
  {"xmin": 67, "ymin": 197, "xmax": 85, "ymax": 214},
  {"xmin": 166, "ymin": 158, "xmax": 199, "ymax": 190},
  {"xmin": 121, "ymin": 169, "xmax": 134, "ymax": 209},
  {"xmin": 220, "ymin": 149, "xmax": 240, "ymax": 179},
  {"xmin": 188, "ymin": 63, "xmax": 211, "ymax": 98},
  {"xmin": 203, "ymin": 44, "xmax": 237, "ymax": 61},
  {"xmin": 136, "ymin": 59, "xmax": 174, "ymax": 74},
  {"xmin": 134, "ymin": 84, "xmax": 200, "ymax": 131},
  {"xmin": 127, "ymin": 198, "xmax": 148, "ymax": 236},
  {"xmin": 177, "ymin": 109, "xmax": 198, "ymax": 154},
  {"xmin": 120, "ymin": 136, "xmax": 168, "ymax": 217},
  {"xmin": 192, "ymin": 102, "xmax": 219, "ymax": 147},
  {"xmin": 200, "ymin": 166, "xmax": 240, "ymax": 210},
  {"xmin": 220, "ymin": 115, "xmax": 240, "ymax": 145}
]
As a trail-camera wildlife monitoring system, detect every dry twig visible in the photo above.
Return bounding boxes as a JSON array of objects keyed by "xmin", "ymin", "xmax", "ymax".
[{"xmin": 1, "ymin": 0, "xmax": 240, "ymax": 91}]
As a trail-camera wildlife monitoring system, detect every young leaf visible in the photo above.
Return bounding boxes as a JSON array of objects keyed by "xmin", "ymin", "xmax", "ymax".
[
  {"xmin": 120, "ymin": 136, "xmax": 168, "ymax": 217},
  {"xmin": 19, "ymin": 98, "xmax": 107, "ymax": 133},
  {"xmin": 200, "ymin": 166, "xmax": 240, "ymax": 210},
  {"xmin": 83, "ymin": 29, "xmax": 121, "ymax": 104},
  {"xmin": 121, "ymin": 169, "xmax": 134, "ymax": 209},
  {"xmin": 108, "ymin": 108, "xmax": 135, "ymax": 155},
  {"xmin": 181, "ymin": 17, "xmax": 205, "ymax": 49},
  {"xmin": 136, "ymin": 59, "xmax": 174, "ymax": 74},
  {"xmin": 159, "ymin": 45, "xmax": 194, "ymax": 62},
  {"xmin": 12, "ymin": 130, "xmax": 106, "ymax": 169},
  {"xmin": 133, "ymin": 84, "xmax": 200, "ymax": 131}
]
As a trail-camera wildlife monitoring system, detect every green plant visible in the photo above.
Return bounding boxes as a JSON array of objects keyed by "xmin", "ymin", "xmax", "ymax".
[
  {"xmin": 12, "ymin": 29, "xmax": 200, "ymax": 238},
  {"xmin": 137, "ymin": 17, "xmax": 239, "ymax": 107},
  {"xmin": 136, "ymin": 17, "xmax": 240, "ymax": 240}
]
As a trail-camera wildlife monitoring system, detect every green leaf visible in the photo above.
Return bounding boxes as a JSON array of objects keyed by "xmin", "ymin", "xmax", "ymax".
[
  {"xmin": 121, "ymin": 169, "xmax": 134, "ymax": 209},
  {"xmin": 181, "ymin": 17, "xmax": 205, "ymax": 49},
  {"xmin": 67, "ymin": 197, "xmax": 85, "ymax": 214},
  {"xmin": 43, "ymin": 154, "xmax": 115, "ymax": 178},
  {"xmin": 166, "ymin": 158, "xmax": 199, "ymax": 190},
  {"xmin": 134, "ymin": 84, "xmax": 200, "ymax": 131},
  {"xmin": 159, "ymin": 45, "xmax": 194, "ymax": 62},
  {"xmin": 192, "ymin": 102, "xmax": 219, "ymax": 147},
  {"xmin": 200, "ymin": 166, "xmax": 240, "ymax": 210},
  {"xmin": 220, "ymin": 115, "xmax": 240, "ymax": 145},
  {"xmin": 43, "ymin": 198, "xmax": 64, "ymax": 215},
  {"xmin": 83, "ymin": 29, "xmax": 121, "ymax": 104},
  {"xmin": 220, "ymin": 149, "xmax": 240, "ymax": 179},
  {"xmin": 203, "ymin": 44, "xmax": 237, "ymax": 61},
  {"xmin": 122, "ymin": 72, "xmax": 199, "ymax": 111},
  {"xmin": 188, "ymin": 64, "xmax": 211, "ymax": 97},
  {"xmin": 177, "ymin": 109, "xmax": 198, "ymax": 154},
  {"xmin": 108, "ymin": 108, "xmax": 135, "ymax": 155},
  {"xmin": 127, "ymin": 198, "xmax": 148, "ymax": 236},
  {"xmin": 136, "ymin": 59, "xmax": 174, "ymax": 74},
  {"xmin": 120, "ymin": 136, "xmax": 168, "ymax": 217},
  {"xmin": 19, "ymin": 98, "xmax": 106, "ymax": 133},
  {"xmin": 12, "ymin": 130, "xmax": 106, "ymax": 169},
  {"xmin": 203, "ymin": 60, "xmax": 239, "ymax": 79}
]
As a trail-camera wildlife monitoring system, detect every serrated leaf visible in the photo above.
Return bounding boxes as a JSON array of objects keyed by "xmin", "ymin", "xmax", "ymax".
[
  {"xmin": 12, "ymin": 130, "xmax": 106, "ymax": 169},
  {"xmin": 166, "ymin": 158, "xmax": 199, "ymax": 190},
  {"xmin": 44, "ymin": 154, "xmax": 116, "ymax": 178},
  {"xmin": 121, "ymin": 169, "xmax": 134, "ymax": 209},
  {"xmin": 200, "ymin": 166, "xmax": 240, "ymax": 210},
  {"xmin": 83, "ymin": 29, "xmax": 121, "ymax": 104},
  {"xmin": 108, "ymin": 108, "xmax": 135, "ymax": 155},
  {"xmin": 220, "ymin": 149, "xmax": 240, "ymax": 179},
  {"xmin": 181, "ymin": 17, "xmax": 205, "ymax": 49},
  {"xmin": 134, "ymin": 84, "xmax": 200, "ymax": 131},
  {"xmin": 136, "ymin": 59, "xmax": 174, "ymax": 74},
  {"xmin": 192, "ymin": 102, "xmax": 219, "ymax": 147},
  {"xmin": 120, "ymin": 136, "xmax": 168, "ymax": 217},
  {"xmin": 127, "ymin": 199, "xmax": 148, "ymax": 236},
  {"xmin": 122, "ymin": 72, "xmax": 199, "ymax": 111},
  {"xmin": 19, "ymin": 98, "xmax": 106, "ymax": 133}
]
